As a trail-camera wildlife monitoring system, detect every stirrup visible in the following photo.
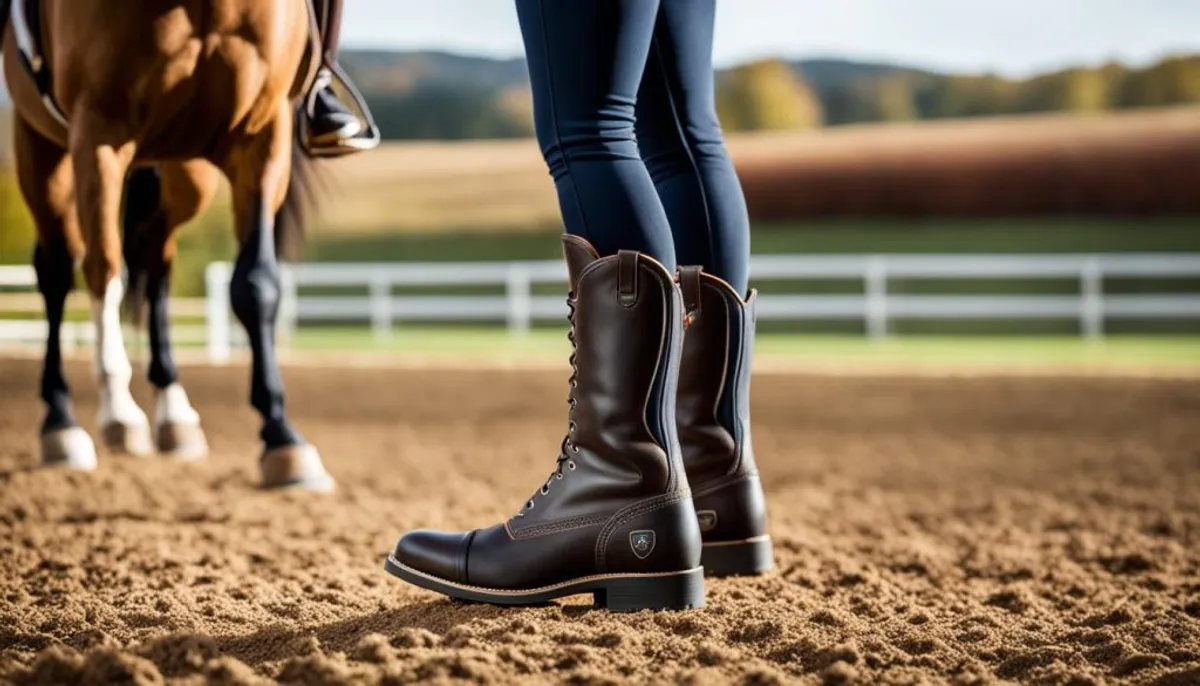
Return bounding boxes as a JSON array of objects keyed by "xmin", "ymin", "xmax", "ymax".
[{"xmin": 300, "ymin": 63, "xmax": 381, "ymax": 159}]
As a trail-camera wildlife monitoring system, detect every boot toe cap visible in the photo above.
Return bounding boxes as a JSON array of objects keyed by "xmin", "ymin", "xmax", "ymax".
[{"xmin": 392, "ymin": 530, "xmax": 474, "ymax": 584}]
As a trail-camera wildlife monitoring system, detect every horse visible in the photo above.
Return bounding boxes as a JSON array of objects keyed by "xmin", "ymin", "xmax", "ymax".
[{"xmin": 2, "ymin": 0, "xmax": 335, "ymax": 490}]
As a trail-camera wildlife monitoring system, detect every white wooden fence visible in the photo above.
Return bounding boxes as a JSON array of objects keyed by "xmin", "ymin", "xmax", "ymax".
[
  {"xmin": 199, "ymin": 253, "xmax": 1200, "ymax": 363},
  {"xmin": 4, "ymin": 255, "xmax": 1199, "ymax": 363},
  {"xmin": 0, "ymin": 265, "xmax": 209, "ymax": 349}
]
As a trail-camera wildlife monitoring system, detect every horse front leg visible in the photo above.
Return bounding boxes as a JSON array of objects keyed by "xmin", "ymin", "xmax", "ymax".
[
  {"xmin": 14, "ymin": 114, "xmax": 98, "ymax": 469},
  {"xmin": 71, "ymin": 115, "xmax": 154, "ymax": 457},
  {"xmin": 35, "ymin": 241, "xmax": 98, "ymax": 469},
  {"xmin": 223, "ymin": 107, "xmax": 334, "ymax": 491}
]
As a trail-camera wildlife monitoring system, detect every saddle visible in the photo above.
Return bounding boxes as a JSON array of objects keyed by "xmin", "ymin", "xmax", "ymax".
[{"xmin": 6, "ymin": 0, "xmax": 378, "ymax": 158}]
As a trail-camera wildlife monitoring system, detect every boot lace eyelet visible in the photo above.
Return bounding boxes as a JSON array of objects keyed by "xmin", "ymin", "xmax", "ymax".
[{"xmin": 522, "ymin": 293, "xmax": 585, "ymax": 516}]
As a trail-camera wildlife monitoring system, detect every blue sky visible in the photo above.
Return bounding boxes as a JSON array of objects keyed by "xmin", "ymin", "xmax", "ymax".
[{"xmin": 343, "ymin": 0, "xmax": 1200, "ymax": 76}]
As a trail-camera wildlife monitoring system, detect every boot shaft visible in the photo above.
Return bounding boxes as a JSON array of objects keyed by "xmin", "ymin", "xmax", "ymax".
[
  {"xmin": 676, "ymin": 268, "xmax": 757, "ymax": 488},
  {"xmin": 675, "ymin": 268, "xmax": 770, "ymax": 570},
  {"xmin": 510, "ymin": 236, "xmax": 688, "ymax": 532}
]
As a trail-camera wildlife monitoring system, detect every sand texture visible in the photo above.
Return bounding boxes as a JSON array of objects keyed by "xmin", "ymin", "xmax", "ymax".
[{"xmin": 0, "ymin": 358, "xmax": 1197, "ymax": 684}]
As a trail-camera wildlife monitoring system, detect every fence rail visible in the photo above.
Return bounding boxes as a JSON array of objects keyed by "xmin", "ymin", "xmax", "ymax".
[
  {"xmin": 200, "ymin": 253, "xmax": 1200, "ymax": 362},
  {"xmin": 0, "ymin": 265, "xmax": 211, "ymax": 348},
  {"xmin": 3, "ymin": 255, "xmax": 1198, "ymax": 362}
]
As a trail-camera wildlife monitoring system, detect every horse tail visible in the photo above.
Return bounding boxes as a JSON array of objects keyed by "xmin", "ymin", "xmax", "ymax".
[
  {"xmin": 275, "ymin": 125, "xmax": 328, "ymax": 262},
  {"xmin": 121, "ymin": 166, "xmax": 166, "ymax": 326}
]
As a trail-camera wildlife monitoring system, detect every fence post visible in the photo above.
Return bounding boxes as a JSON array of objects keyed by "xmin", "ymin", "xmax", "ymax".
[
  {"xmin": 1080, "ymin": 257, "xmax": 1104, "ymax": 340},
  {"xmin": 506, "ymin": 265, "xmax": 533, "ymax": 335},
  {"xmin": 865, "ymin": 257, "xmax": 888, "ymax": 341},
  {"xmin": 370, "ymin": 273, "xmax": 392, "ymax": 340},
  {"xmin": 205, "ymin": 262, "xmax": 231, "ymax": 364}
]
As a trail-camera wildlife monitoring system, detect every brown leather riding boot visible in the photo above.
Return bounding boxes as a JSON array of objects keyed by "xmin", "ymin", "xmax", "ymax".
[
  {"xmin": 676, "ymin": 267, "xmax": 773, "ymax": 576},
  {"xmin": 385, "ymin": 236, "xmax": 704, "ymax": 611}
]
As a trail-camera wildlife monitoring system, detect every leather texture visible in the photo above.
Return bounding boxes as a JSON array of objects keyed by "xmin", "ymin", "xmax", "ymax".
[
  {"xmin": 676, "ymin": 271, "xmax": 768, "ymax": 543},
  {"xmin": 391, "ymin": 235, "xmax": 701, "ymax": 590}
]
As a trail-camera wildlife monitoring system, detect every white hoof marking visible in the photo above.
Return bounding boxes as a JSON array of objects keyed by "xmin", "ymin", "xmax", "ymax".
[{"xmin": 42, "ymin": 427, "xmax": 99, "ymax": 471}]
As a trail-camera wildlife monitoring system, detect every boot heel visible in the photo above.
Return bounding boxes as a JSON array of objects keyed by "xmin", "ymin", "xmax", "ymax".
[
  {"xmin": 595, "ymin": 568, "xmax": 705, "ymax": 612},
  {"xmin": 701, "ymin": 536, "xmax": 774, "ymax": 577}
]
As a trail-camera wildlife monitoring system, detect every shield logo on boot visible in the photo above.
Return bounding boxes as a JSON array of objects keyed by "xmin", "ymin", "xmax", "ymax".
[
  {"xmin": 630, "ymin": 530, "xmax": 656, "ymax": 560},
  {"xmin": 696, "ymin": 510, "xmax": 718, "ymax": 532}
]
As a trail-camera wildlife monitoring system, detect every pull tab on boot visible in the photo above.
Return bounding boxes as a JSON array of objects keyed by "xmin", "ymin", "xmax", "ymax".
[
  {"xmin": 678, "ymin": 266, "xmax": 704, "ymax": 328},
  {"xmin": 617, "ymin": 251, "xmax": 640, "ymax": 308}
]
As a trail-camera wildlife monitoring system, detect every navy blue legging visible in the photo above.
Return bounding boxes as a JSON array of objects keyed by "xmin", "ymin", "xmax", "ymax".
[{"xmin": 516, "ymin": 0, "xmax": 751, "ymax": 295}]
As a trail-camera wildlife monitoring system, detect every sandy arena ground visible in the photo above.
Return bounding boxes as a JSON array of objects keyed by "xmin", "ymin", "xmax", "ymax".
[{"xmin": 0, "ymin": 356, "xmax": 1197, "ymax": 685}]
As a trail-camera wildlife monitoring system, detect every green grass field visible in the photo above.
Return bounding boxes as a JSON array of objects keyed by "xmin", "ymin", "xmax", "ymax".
[
  {"xmin": 279, "ymin": 327, "xmax": 1200, "ymax": 373},
  {"xmin": 302, "ymin": 217, "xmax": 1200, "ymax": 262}
]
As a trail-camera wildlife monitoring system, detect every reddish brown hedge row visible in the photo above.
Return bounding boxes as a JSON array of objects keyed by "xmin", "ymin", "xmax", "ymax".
[{"xmin": 731, "ymin": 107, "xmax": 1200, "ymax": 218}]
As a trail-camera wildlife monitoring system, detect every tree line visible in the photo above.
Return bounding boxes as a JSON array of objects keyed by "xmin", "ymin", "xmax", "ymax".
[
  {"xmin": 342, "ymin": 53, "xmax": 1200, "ymax": 139},
  {"xmin": 805, "ymin": 55, "xmax": 1200, "ymax": 128},
  {"xmin": 2, "ymin": 53, "xmax": 1197, "ymax": 148}
]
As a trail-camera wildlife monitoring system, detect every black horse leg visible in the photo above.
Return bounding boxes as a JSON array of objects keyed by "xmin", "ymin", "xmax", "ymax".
[
  {"xmin": 34, "ymin": 239, "xmax": 98, "ymax": 468},
  {"xmin": 121, "ymin": 166, "xmax": 179, "ymax": 391},
  {"xmin": 229, "ymin": 197, "xmax": 303, "ymax": 449},
  {"xmin": 144, "ymin": 259, "xmax": 178, "ymax": 390},
  {"xmin": 35, "ymin": 241, "xmax": 77, "ymax": 433}
]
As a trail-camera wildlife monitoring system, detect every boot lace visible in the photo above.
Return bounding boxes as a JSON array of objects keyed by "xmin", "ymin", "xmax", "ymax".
[{"xmin": 516, "ymin": 295, "xmax": 580, "ymax": 516}]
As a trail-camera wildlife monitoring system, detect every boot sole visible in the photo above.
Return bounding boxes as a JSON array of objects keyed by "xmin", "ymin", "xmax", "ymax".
[
  {"xmin": 701, "ymin": 535, "xmax": 774, "ymax": 577},
  {"xmin": 384, "ymin": 555, "xmax": 705, "ymax": 612}
]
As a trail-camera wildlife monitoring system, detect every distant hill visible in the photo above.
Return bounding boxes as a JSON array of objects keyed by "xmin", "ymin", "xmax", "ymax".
[
  {"xmin": 342, "ymin": 50, "xmax": 528, "ymax": 94},
  {"xmin": 2, "ymin": 49, "xmax": 1197, "ymax": 141},
  {"xmin": 787, "ymin": 58, "xmax": 940, "ymax": 91},
  {"xmin": 338, "ymin": 50, "xmax": 941, "ymax": 98},
  {"xmin": 336, "ymin": 51, "xmax": 967, "ymax": 138}
]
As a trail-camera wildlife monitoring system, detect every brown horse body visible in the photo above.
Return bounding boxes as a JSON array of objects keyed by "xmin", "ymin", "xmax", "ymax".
[{"xmin": 2, "ymin": 0, "xmax": 333, "ymax": 488}]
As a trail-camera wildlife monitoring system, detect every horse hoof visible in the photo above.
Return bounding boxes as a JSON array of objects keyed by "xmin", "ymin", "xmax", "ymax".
[
  {"xmin": 156, "ymin": 422, "xmax": 209, "ymax": 461},
  {"xmin": 41, "ymin": 427, "xmax": 98, "ymax": 471},
  {"xmin": 260, "ymin": 444, "xmax": 335, "ymax": 492},
  {"xmin": 101, "ymin": 421, "xmax": 154, "ymax": 457}
]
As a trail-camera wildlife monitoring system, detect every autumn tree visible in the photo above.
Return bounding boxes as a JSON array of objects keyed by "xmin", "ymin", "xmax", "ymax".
[
  {"xmin": 1014, "ymin": 68, "xmax": 1112, "ymax": 113},
  {"xmin": 717, "ymin": 59, "xmax": 823, "ymax": 131},
  {"xmin": 867, "ymin": 76, "xmax": 919, "ymax": 122},
  {"xmin": 1115, "ymin": 56, "xmax": 1200, "ymax": 108},
  {"xmin": 920, "ymin": 74, "xmax": 1019, "ymax": 119},
  {"xmin": 493, "ymin": 86, "xmax": 535, "ymax": 137}
]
